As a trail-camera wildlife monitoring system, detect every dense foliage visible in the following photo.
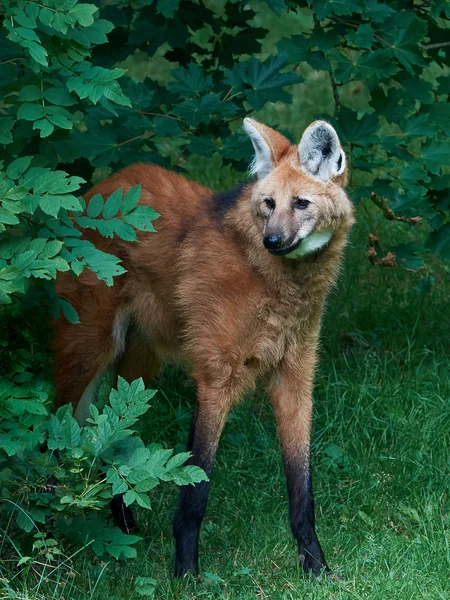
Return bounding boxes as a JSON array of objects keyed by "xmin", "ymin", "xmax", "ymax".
[{"xmin": 0, "ymin": 0, "xmax": 449, "ymax": 591}]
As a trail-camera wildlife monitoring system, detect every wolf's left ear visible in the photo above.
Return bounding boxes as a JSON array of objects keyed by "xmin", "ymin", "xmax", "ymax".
[
  {"xmin": 298, "ymin": 121, "xmax": 346, "ymax": 184},
  {"xmin": 243, "ymin": 118, "xmax": 291, "ymax": 179}
]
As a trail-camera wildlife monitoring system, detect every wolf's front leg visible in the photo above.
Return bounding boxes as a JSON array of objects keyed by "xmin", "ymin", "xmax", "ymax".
[
  {"xmin": 173, "ymin": 380, "xmax": 234, "ymax": 577},
  {"xmin": 268, "ymin": 337, "xmax": 329, "ymax": 576}
]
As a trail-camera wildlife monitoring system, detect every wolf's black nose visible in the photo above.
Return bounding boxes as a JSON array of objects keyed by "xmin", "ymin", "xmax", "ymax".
[{"xmin": 264, "ymin": 234, "xmax": 282, "ymax": 250}]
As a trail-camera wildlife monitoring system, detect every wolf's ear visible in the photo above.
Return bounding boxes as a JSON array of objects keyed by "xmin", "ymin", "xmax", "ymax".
[
  {"xmin": 243, "ymin": 118, "xmax": 291, "ymax": 179},
  {"xmin": 298, "ymin": 121, "xmax": 346, "ymax": 184}
]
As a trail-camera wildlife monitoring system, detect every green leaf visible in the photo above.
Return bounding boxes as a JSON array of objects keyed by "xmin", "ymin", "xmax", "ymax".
[
  {"xmin": 173, "ymin": 94, "xmax": 238, "ymax": 126},
  {"xmin": 103, "ymin": 188, "xmax": 123, "ymax": 219},
  {"xmin": 33, "ymin": 118, "xmax": 54, "ymax": 138},
  {"xmin": 32, "ymin": 171, "xmax": 85, "ymax": 195},
  {"xmin": 277, "ymin": 36, "xmax": 310, "ymax": 64},
  {"xmin": 421, "ymin": 140, "xmax": 450, "ymax": 175},
  {"xmin": 383, "ymin": 16, "xmax": 428, "ymax": 73},
  {"xmin": 40, "ymin": 240, "xmax": 64, "ymax": 259},
  {"xmin": 68, "ymin": 3, "xmax": 98, "ymax": 27},
  {"xmin": 109, "ymin": 220, "xmax": 138, "ymax": 241},
  {"xmin": 428, "ymin": 224, "xmax": 450, "ymax": 259},
  {"xmin": 72, "ymin": 18, "xmax": 114, "ymax": 46},
  {"xmin": 311, "ymin": 0, "xmax": 363, "ymax": 19},
  {"xmin": 134, "ymin": 577, "xmax": 157, "ymax": 597},
  {"xmin": 189, "ymin": 136, "xmax": 217, "ymax": 156},
  {"xmin": 17, "ymin": 510, "xmax": 34, "ymax": 533},
  {"xmin": 123, "ymin": 206, "xmax": 159, "ymax": 231},
  {"xmin": 157, "ymin": 0, "xmax": 180, "ymax": 18},
  {"xmin": 62, "ymin": 414, "xmax": 81, "ymax": 448},
  {"xmin": 0, "ymin": 434, "xmax": 21, "ymax": 456},
  {"xmin": 24, "ymin": 41, "xmax": 48, "ymax": 66},
  {"xmin": 121, "ymin": 185, "xmax": 142, "ymax": 215},
  {"xmin": 242, "ymin": 54, "xmax": 303, "ymax": 92},
  {"xmin": 168, "ymin": 63, "xmax": 213, "ymax": 97},
  {"xmin": 393, "ymin": 243, "xmax": 423, "ymax": 271},
  {"xmin": 52, "ymin": 12, "xmax": 71, "ymax": 34},
  {"xmin": 364, "ymin": 0, "xmax": 395, "ymax": 22},
  {"xmin": 165, "ymin": 451, "xmax": 191, "ymax": 471},
  {"xmin": 264, "ymin": 0, "xmax": 286, "ymax": 14},
  {"xmin": 65, "ymin": 239, "xmax": 126, "ymax": 286},
  {"xmin": 60, "ymin": 298, "xmax": 80, "ymax": 324},
  {"xmin": 204, "ymin": 572, "xmax": 223, "ymax": 582},
  {"xmin": 0, "ymin": 207, "xmax": 20, "ymax": 225},
  {"xmin": 0, "ymin": 118, "xmax": 14, "ymax": 145},
  {"xmin": 112, "ymin": 479, "xmax": 128, "ymax": 496},
  {"xmin": 44, "ymin": 86, "xmax": 77, "ymax": 107},
  {"xmin": 18, "ymin": 85, "xmax": 42, "ymax": 102},
  {"xmin": 17, "ymin": 103, "xmax": 45, "ymax": 122},
  {"xmin": 47, "ymin": 112, "xmax": 73, "ymax": 130},
  {"xmin": 152, "ymin": 116, "xmax": 183, "ymax": 137},
  {"xmin": 39, "ymin": 8, "xmax": 54, "ymax": 27},
  {"xmin": 6, "ymin": 157, "xmax": 33, "ymax": 180},
  {"xmin": 87, "ymin": 193, "xmax": 104, "ymax": 218},
  {"xmin": 402, "ymin": 114, "xmax": 435, "ymax": 137},
  {"xmin": 135, "ymin": 492, "xmax": 152, "ymax": 509},
  {"xmin": 123, "ymin": 490, "xmax": 137, "ymax": 506},
  {"xmin": 333, "ymin": 49, "xmax": 399, "ymax": 84},
  {"xmin": 221, "ymin": 135, "xmax": 250, "ymax": 161},
  {"xmin": 347, "ymin": 23, "xmax": 374, "ymax": 49},
  {"xmin": 331, "ymin": 109, "xmax": 378, "ymax": 147}
]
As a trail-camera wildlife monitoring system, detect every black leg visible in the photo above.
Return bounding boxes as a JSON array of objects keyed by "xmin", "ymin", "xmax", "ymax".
[
  {"xmin": 110, "ymin": 493, "xmax": 137, "ymax": 533},
  {"xmin": 173, "ymin": 392, "xmax": 230, "ymax": 577},
  {"xmin": 284, "ymin": 454, "xmax": 329, "ymax": 575},
  {"xmin": 268, "ymin": 340, "xmax": 329, "ymax": 576}
]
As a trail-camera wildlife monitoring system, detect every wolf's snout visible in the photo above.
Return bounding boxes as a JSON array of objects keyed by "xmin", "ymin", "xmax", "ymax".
[{"xmin": 263, "ymin": 234, "xmax": 283, "ymax": 250}]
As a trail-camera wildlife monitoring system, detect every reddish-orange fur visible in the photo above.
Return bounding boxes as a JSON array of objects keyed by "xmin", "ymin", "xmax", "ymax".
[{"xmin": 54, "ymin": 119, "xmax": 354, "ymax": 575}]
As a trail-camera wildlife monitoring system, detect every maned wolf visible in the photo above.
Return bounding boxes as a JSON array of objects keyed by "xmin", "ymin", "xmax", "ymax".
[{"xmin": 54, "ymin": 118, "xmax": 355, "ymax": 576}]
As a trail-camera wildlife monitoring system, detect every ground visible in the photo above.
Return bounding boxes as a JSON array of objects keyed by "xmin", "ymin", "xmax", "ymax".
[{"xmin": 32, "ymin": 213, "xmax": 449, "ymax": 600}]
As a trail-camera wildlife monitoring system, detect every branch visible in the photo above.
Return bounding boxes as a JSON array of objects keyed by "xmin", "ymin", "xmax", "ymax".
[
  {"xmin": 421, "ymin": 41, "xmax": 450, "ymax": 50},
  {"xmin": 370, "ymin": 192, "xmax": 422, "ymax": 224},
  {"xmin": 136, "ymin": 111, "xmax": 183, "ymax": 121},
  {"xmin": 329, "ymin": 68, "xmax": 340, "ymax": 113},
  {"xmin": 116, "ymin": 132, "xmax": 153, "ymax": 147},
  {"xmin": 0, "ymin": 57, "xmax": 21, "ymax": 66}
]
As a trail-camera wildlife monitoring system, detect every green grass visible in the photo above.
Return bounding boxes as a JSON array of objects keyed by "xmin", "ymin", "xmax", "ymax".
[
  {"xmin": 113, "ymin": 224, "xmax": 449, "ymax": 600},
  {"xmin": 8, "ymin": 215, "xmax": 447, "ymax": 600}
]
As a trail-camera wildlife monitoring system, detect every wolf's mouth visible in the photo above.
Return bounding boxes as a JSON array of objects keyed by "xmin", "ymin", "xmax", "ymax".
[
  {"xmin": 268, "ymin": 228, "xmax": 334, "ymax": 258},
  {"xmin": 267, "ymin": 238, "xmax": 302, "ymax": 256}
]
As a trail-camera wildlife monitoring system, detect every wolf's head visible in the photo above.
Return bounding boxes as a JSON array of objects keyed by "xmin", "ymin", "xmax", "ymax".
[{"xmin": 243, "ymin": 118, "xmax": 354, "ymax": 258}]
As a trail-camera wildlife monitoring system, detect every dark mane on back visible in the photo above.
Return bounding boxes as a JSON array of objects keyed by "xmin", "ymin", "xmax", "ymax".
[{"xmin": 210, "ymin": 182, "xmax": 249, "ymax": 225}]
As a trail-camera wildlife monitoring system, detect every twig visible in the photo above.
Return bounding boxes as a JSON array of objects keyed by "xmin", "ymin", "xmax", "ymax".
[
  {"xmin": 223, "ymin": 109, "xmax": 252, "ymax": 124},
  {"xmin": 0, "ymin": 58, "xmax": 21, "ymax": 66},
  {"xmin": 370, "ymin": 192, "xmax": 422, "ymax": 224},
  {"xmin": 421, "ymin": 41, "xmax": 450, "ymax": 50},
  {"xmin": 116, "ymin": 132, "xmax": 152, "ymax": 147},
  {"xmin": 373, "ymin": 33, "xmax": 394, "ymax": 48},
  {"xmin": 394, "ymin": 144, "xmax": 421, "ymax": 158},
  {"xmin": 136, "ymin": 111, "xmax": 182, "ymax": 121},
  {"xmin": 329, "ymin": 68, "xmax": 340, "ymax": 113},
  {"xmin": 361, "ymin": 200, "xmax": 383, "ymax": 248}
]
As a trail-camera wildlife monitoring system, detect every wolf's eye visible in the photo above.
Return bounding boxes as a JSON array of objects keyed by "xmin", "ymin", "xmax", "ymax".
[
  {"xmin": 263, "ymin": 197, "xmax": 275, "ymax": 210},
  {"xmin": 293, "ymin": 197, "xmax": 310, "ymax": 210}
]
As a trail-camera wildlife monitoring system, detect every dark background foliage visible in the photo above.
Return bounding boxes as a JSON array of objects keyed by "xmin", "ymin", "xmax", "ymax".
[{"xmin": 0, "ymin": 1, "xmax": 449, "ymax": 598}]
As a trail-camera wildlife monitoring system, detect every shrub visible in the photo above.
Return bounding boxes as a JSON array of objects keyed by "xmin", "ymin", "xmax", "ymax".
[{"xmin": 0, "ymin": 0, "xmax": 205, "ymax": 586}]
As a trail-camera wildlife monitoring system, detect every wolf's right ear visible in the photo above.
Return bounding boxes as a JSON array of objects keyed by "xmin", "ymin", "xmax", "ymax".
[
  {"xmin": 298, "ymin": 121, "xmax": 346, "ymax": 184},
  {"xmin": 243, "ymin": 118, "xmax": 291, "ymax": 179}
]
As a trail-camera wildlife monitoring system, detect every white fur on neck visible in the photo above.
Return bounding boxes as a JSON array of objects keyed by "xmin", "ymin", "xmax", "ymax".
[{"xmin": 285, "ymin": 227, "xmax": 333, "ymax": 259}]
